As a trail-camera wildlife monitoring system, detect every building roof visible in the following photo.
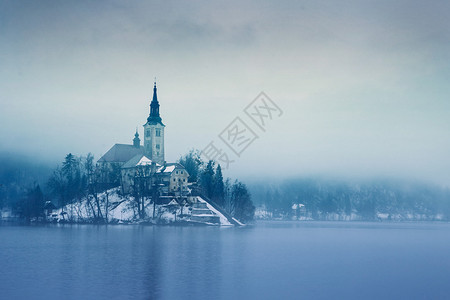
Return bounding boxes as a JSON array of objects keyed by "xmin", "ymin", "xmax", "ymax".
[
  {"xmin": 147, "ymin": 82, "xmax": 165, "ymax": 126},
  {"xmin": 98, "ymin": 144, "xmax": 144, "ymax": 163},
  {"xmin": 157, "ymin": 163, "xmax": 188, "ymax": 175},
  {"xmin": 122, "ymin": 154, "xmax": 161, "ymax": 169}
]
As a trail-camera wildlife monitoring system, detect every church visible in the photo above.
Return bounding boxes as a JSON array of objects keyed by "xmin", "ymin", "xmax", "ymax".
[{"xmin": 98, "ymin": 82, "xmax": 189, "ymax": 196}]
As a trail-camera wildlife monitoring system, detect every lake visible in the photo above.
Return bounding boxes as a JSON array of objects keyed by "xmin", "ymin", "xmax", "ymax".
[{"xmin": 1, "ymin": 222, "xmax": 449, "ymax": 299}]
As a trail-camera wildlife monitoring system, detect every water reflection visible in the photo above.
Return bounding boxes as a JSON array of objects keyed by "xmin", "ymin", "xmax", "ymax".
[{"xmin": 2, "ymin": 222, "xmax": 450, "ymax": 299}]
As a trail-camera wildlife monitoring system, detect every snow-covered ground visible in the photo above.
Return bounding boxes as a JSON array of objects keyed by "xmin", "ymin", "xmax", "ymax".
[
  {"xmin": 196, "ymin": 197, "xmax": 232, "ymax": 226},
  {"xmin": 53, "ymin": 189, "xmax": 241, "ymax": 226}
]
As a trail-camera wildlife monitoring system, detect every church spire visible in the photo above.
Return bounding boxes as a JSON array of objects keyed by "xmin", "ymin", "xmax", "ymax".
[
  {"xmin": 147, "ymin": 81, "xmax": 162, "ymax": 124},
  {"xmin": 152, "ymin": 81, "xmax": 157, "ymax": 103},
  {"xmin": 133, "ymin": 128, "xmax": 140, "ymax": 148},
  {"xmin": 143, "ymin": 80, "xmax": 165, "ymax": 165}
]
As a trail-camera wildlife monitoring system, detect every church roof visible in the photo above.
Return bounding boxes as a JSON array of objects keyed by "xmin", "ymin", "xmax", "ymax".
[
  {"xmin": 122, "ymin": 154, "xmax": 161, "ymax": 169},
  {"xmin": 98, "ymin": 144, "xmax": 144, "ymax": 163}
]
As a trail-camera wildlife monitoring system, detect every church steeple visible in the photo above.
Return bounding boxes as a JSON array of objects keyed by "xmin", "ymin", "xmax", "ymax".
[
  {"xmin": 143, "ymin": 80, "xmax": 165, "ymax": 165},
  {"xmin": 147, "ymin": 81, "xmax": 162, "ymax": 124},
  {"xmin": 133, "ymin": 128, "xmax": 140, "ymax": 148}
]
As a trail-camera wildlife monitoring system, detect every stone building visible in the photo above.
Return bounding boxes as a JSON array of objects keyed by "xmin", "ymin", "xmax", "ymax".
[
  {"xmin": 158, "ymin": 163, "xmax": 189, "ymax": 194},
  {"xmin": 98, "ymin": 82, "xmax": 189, "ymax": 195}
]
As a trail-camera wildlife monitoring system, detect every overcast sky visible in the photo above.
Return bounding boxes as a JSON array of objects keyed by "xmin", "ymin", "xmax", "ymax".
[{"xmin": 1, "ymin": 0, "xmax": 449, "ymax": 185}]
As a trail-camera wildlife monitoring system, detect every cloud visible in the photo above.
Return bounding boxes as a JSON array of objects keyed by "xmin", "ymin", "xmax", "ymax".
[{"xmin": 1, "ymin": 0, "xmax": 449, "ymax": 185}]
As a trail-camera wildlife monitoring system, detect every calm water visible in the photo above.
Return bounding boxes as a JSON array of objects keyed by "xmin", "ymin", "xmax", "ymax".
[{"xmin": 1, "ymin": 222, "xmax": 450, "ymax": 300}]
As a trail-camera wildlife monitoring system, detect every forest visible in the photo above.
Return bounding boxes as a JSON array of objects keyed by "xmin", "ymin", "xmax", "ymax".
[{"xmin": 248, "ymin": 177, "xmax": 450, "ymax": 221}]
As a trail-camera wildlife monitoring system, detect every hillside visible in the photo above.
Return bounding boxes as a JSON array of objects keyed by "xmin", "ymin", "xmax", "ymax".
[{"xmin": 50, "ymin": 188, "xmax": 240, "ymax": 226}]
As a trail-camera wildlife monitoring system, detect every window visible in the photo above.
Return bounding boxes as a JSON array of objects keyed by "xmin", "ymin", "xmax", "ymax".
[
  {"xmin": 156, "ymin": 129, "xmax": 161, "ymax": 137},
  {"xmin": 181, "ymin": 171, "xmax": 184, "ymax": 174},
  {"xmin": 173, "ymin": 178, "xmax": 175, "ymax": 182},
  {"xmin": 183, "ymin": 178, "xmax": 186, "ymax": 182},
  {"xmin": 146, "ymin": 130, "xmax": 150, "ymax": 137},
  {"xmin": 176, "ymin": 170, "xmax": 178, "ymax": 174},
  {"xmin": 156, "ymin": 144, "xmax": 160, "ymax": 150}
]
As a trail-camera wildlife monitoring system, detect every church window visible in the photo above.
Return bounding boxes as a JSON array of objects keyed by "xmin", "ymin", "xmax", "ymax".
[{"xmin": 156, "ymin": 129, "xmax": 161, "ymax": 137}]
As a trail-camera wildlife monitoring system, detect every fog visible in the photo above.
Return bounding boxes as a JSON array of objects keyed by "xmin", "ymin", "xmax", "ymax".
[{"xmin": 1, "ymin": 0, "xmax": 449, "ymax": 185}]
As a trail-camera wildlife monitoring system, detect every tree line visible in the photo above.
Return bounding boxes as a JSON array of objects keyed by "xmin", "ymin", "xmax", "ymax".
[
  {"xmin": 2, "ymin": 150, "xmax": 448, "ymax": 222},
  {"xmin": 0, "ymin": 152, "xmax": 52, "ymax": 222},
  {"xmin": 249, "ymin": 177, "xmax": 450, "ymax": 221},
  {"xmin": 0, "ymin": 152, "xmax": 119, "ymax": 223},
  {"xmin": 0, "ymin": 150, "xmax": 256, "ymax": 223}
]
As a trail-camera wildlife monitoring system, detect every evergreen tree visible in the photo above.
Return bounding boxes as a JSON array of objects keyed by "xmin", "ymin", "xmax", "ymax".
[
  {"xmin": 20, "ymin": 184, "xmax": 44, "ymax": 221},
  {"xmin": 48, "ymin": 153, "xmax": 86, "ymax": 210},
  {"xmin": 224, "ymin": 178, "xmax": 232, "ymax": 214},
  {"xmin": 84, "ymin": 153, "xmax": 99, "ymax": 220},
  {"xmin": 178, "ymin": 149, "xmax": 203, "ymax": 182},
  {"xmin": 62, "ymin": 153, "xmax": 77, "ymax": 181},
  {"xmin": 213, "ymin": 164, "xmax": 225, "ymax": 207},
  {"xmin": 61, "ymin": 153, "xmax": 81, "ymax": 201},
  {"xmin": 231, "ymin": 181, "xmax": 255, "ymax": 222},
  {"xmin": 48, "ymin": 166, "xmax": 66, "ymax": 209},
  {"xmin": 200, "ymin": 160, "xmax": 215, "ymax": 199}
]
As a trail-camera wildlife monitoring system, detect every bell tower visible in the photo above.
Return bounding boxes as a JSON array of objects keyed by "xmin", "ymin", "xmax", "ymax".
[{"xmin": 143, "ymin": 81, "xmax": 165, "ymax": 165}]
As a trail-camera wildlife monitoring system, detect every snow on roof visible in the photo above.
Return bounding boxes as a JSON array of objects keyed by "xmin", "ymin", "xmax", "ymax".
[
  {"xmin": 157, "ymin": 163, "xmax": 189, "ymax": 175},
  {"xmin": 136, "ymin": 156, "xmax": 154, "ymax": 166},
  {"xmin": 162, "ymin": 165, "xmax": 176, "ymax": 173},
  {"xmin": 167, "ymin": 199, "xmax": 179, "ymax": 206},
  {"xmin": 122, "ymin": 154, "xmax": 160, "ymax": 169}
]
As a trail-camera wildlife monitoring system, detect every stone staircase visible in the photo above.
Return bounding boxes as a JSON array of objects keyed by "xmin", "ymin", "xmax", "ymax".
[{"xmin": 190, "ymin": 202, "xmax": 221, "ymax": 224}]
